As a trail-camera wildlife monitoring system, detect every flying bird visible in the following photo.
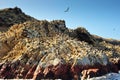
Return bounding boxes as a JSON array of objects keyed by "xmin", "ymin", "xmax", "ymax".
[{"xmin": 64, "ymin": 7, "xmax": 69, "ymax": 12}]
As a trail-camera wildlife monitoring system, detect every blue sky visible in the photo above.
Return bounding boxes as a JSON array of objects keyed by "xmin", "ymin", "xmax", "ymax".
[{"xmin": 0, "ymin": 0, "xmax": 120, "ymax": 39}]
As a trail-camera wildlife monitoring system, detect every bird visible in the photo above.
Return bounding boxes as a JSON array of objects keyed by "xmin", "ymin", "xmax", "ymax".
[{"xmin": 64, "ymin": 7, "xmax": 69, "ymax": 12}]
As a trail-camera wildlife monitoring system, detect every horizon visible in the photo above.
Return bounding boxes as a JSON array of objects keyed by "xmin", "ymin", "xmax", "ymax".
[{"xmin": 0, "ymin": 0, "xmax": 120, "ymax": 40}]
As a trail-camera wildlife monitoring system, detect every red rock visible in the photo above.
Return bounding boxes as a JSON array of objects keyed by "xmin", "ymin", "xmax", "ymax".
[
  {"xmin": 21, "ymin": 65, "xmax": 31, "ymax": 78},
  {"xmin": 0, "ymin": 64, "xmax": 3, "ymax": 70},
  {"xmin": 0, "ymin": 64, "xmax": 8, "ymax": 76},
  {"xmin": 52, "ymin": 64, "xmax": 72, "ymax": 80},
  {"xmin": 99, "ymin": 65, "xmax": 109, "ymax": 75},
  {"xmin": 81, "ymin": 68, "xmax": 99, "ymax": 79},
  {"xmin": 0, "ymin": 61, "xmax": 119, "ymax": 79},
  {"xmin": 33, "ymin": 66, "xmax": 44, "ymax": 79},
  {"xmin": 25, "ymin": 64, "xmax": 37, "ymax": 79},
  {"xmin": 43, "ymin": 65, "xmax": 54, "ymax": 78},
  {"xmin": 109, "ymin": 63, "xmax": 118, "ymax": 73},
  {"xmin": 71, "ymin": 65, "xmax": 82, "ymax": 80},
  {"xmin": 115, "ymin": 60, "xmax": 120, "ymax": 70},
  {"xmin": 0, "ymin": 63, "xmax": 15, "ymax": 78}
]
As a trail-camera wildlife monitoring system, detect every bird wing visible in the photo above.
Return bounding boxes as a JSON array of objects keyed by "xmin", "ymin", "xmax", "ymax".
[{"xmin": 64, "ymin": 7, "xmax": 69, "ymax": 12}]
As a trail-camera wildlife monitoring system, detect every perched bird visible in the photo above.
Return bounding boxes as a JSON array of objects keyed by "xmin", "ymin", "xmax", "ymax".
[{"xmin": 64, "ymin": 7, "xmax": 69, "ymax": 12}]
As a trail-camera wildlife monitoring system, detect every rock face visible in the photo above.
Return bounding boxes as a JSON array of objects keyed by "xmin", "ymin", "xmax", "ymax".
[
  {"xmin": 0, "ymin": 7, "xmax": 35, "ymax": 31},
  {"xmin": 73, "ymin": 27, "xmax": 96, "ymax": 44},
  {"xmin": 0, "ymin": 7, "xmax": 120, "ymax": 80}
]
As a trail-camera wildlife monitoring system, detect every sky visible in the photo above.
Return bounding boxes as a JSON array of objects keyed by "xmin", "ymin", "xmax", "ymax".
[{"xmin": 0, "ymin": 0, "xmax": 120, "ymax": 40}]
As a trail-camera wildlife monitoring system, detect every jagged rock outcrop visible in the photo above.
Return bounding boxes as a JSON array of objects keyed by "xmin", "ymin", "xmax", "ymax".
[
  {"xmin": 0, "ymin": 7, "xmax": 35, "ymax": 31},
  {"xmin": 70, "ymin": 27, "xmax": 96, "ymax": 44},
  {"xmin": 0, "ymin": 7, "xmax": 120, "ymax": 80}
]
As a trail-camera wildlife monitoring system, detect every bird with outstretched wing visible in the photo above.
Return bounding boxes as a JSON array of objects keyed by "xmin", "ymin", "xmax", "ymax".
[{"xmin": 64, "ymin": 7, "xmax": 69, "ymax": 12}]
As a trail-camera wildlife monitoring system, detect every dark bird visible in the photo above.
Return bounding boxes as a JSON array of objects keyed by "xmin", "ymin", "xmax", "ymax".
[{"xmin": 64, "ymin": 7, "xmax": 69, "ymax": 12}]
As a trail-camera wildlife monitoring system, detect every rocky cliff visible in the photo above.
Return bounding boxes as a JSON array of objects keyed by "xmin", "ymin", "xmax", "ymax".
[
  {"xmin": 0, "ymin": 7, "xmax": 120, "ymax": 80},
  {"xmin": 0, "ymin": 7, "xmax": 35, "ymax": 31}
]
